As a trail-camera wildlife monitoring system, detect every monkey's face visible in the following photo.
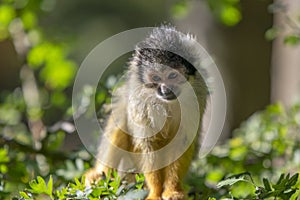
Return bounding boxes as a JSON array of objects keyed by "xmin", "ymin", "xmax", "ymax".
[{"xmin": 142, "ymin": 66, "xmax": 187, "ymax": 101}]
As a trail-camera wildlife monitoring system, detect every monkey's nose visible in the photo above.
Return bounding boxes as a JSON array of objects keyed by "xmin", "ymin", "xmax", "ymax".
[{"xmin": 161, "ymin": 84, "xmax": 172, "ymax": 95}]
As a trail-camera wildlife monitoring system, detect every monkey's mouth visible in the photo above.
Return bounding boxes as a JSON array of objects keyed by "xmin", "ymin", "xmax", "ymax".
[
  {"xmin": 157, "ymin": 87, "xmax": 179, "ymax": 101},
  {"xmin": 159, "ymin": 93, "xmax": 177, "ymax": 100}
]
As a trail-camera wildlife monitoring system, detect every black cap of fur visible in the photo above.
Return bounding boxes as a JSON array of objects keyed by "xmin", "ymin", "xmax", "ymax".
[
  {"xmin": 131, "ymin": 26, "xmax": 200, "ymax": 82},
  {"xmin": 136, "ymin": 48, "xmax": 196, "ymax": 75}
]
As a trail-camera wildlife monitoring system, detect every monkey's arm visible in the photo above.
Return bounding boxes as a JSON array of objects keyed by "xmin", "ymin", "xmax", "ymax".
[{"xmin": 84, "ymin": 116, "xmax": 132, "ymax": 185}]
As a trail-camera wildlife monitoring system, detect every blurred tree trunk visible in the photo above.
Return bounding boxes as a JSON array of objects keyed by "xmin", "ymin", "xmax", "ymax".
[
  {"xmin": 271, "ymin": 0, "xmax": 300, "ymax": 106},
  {"xmin": 176, "ymin": 0, "xmax": 272, "ymax": 137}
]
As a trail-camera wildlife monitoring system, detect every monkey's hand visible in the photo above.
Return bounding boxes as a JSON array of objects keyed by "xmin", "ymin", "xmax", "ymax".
[{"xmin": 84, "ymin": 168, "xmax": 104, "ymax": 186}]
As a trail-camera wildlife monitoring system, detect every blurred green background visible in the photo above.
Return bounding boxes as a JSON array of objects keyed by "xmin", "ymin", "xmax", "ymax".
[
  {"xmin": 0, "ymin": 0, "xmax": 300, "ymax": 199},
  {"xmin": 1, "ymin": 0, "xmax": 288, "ymax": 138}
]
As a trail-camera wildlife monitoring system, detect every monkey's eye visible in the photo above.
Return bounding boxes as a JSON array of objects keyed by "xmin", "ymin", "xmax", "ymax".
[
  {"xmin": 168, "ymin": 72, "xmax": 178, "ymax": 79},
  {"xmin": 152, "ymin": 75, "xmax": 161, "ymax": 82}
]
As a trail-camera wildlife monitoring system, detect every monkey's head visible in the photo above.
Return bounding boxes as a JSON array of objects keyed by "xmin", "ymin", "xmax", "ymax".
[
  {"xmin": 131, "ymin": 25, "xmax": 201, "ymax": 101},
  {"xmin": 136, "ymin": 48, "xmax": 195, "ymax": 101}
]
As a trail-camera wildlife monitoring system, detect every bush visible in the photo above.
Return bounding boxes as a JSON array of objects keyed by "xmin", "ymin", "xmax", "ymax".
[{"xmin": 0, "ymin": 103, "xmax": 299, "ymax": 199}]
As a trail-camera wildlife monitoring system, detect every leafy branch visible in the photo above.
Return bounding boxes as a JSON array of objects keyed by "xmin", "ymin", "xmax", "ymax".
[{"xmin": 218, "ymin": 172, "xmax": 299, "ymax": 199}]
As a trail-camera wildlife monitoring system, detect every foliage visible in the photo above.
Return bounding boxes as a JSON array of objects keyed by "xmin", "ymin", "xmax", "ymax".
[
  {"xmin": 0, "ymin": 0, "xmax": 90, "ymax": 198},
  {"xmin": 16, "ymin": 171, "xmax": 147, "ymax": 200},
  {"xmin": 217, "ymin": 172, "xmax": 299, "ymax": 199},
  {"xmin": 0, "ymin": 0, "xmax": 299, "ymax": 200},
  {"xmin": 0, "ymin": 90, "xmax": 297, "ymax": 198},
  {"xmin": 5, "ymin": 103, "xmax": 299, "ymax": 199},
  {"xmin": 266, "ymin": 2, "xmax": 300, "ymax": 45},
  {"xmin": 186, "ymin": 103, "xmax": 300, "ymax": 199},
  {"xmin": 207, "ymin": 0, "xmax": 242, "ymax": 26},
  {"xmin": 170, "ymin": 0, "xmax": 242, "ymax": 26}
]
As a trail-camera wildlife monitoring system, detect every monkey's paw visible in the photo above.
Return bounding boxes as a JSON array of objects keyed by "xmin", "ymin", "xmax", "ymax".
[
  {"xmin": 84, "ymin": 169, "xmax": 103, "ymax": 186},
  {"xmin": 162, "ymin": 190, "xmax": 186, "ymax": 200}
]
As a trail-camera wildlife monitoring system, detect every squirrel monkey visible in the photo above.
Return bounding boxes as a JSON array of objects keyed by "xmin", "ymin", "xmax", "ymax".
[{"xmin": 85, "ymin": 26, "xmax": 208, "ymax": 200}]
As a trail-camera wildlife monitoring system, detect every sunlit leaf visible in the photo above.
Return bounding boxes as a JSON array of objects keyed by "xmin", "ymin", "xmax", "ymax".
[
  {"xmin": 217, "ymin": 176, "xmax": 246, "ymax": 188},
  {"xmin": 0, "ymin": 149, "xmax": 9, "ymax": 163},
  {"xmin": 19, "ymin": 191, "xmax": 31, "ymax": 199},
  {"xmin": 265, "ymin": 27, "xmax": 279, "ymax": 41},
  {"xmin": 0, "ymin": 4, "xmax": 15, "ymax": 40},
  {"xmin": 27, "ymin": 43, "xmax": 65, "ymax": 69},
  {"xmin": 266, "ymin": 103, "xmax": 284, "ymax": 115},
  {"xmin": 21, "ymin": 11, "xmax": 37, "ymax": 30},
  {"xmin": 171, "ymin": 1, "xmax": 189, "ymax": 19},
  {"xmin": 47, "ymin": 176, "xmax": 53, "ymax": 198},
  {"xmin": 229, "ymin": 146, "xmax": 247, "ymax": 161},
  {"xmin": 231, "ymin": 181, "xmax": 254, "ymax": 198},
  {"xmin": 40, "ymin": 60, "xmax": 76, "ymax": 90},
  {"xmin": 207, "ymin": 0, "xmax": 241, "ymax": 26},
  {"xmin": 0, "ymin": 5, "xmax": 16, "ymax": 27},
  {"xmin": 45, "ymin": 44, "xmax": 64, "ymax": 63},
  {"xmin": 28, "ymin": 176, "xmax": 53, "ymax": 199},
  {"xmin": 206, "ymin": 169, "xmax": 224, "ymax": 184},
  {"xmin": 0, "ymin": 149, "xmax": 9, "ymax": 174},
  {"xmin": 284, "ymin": 35, "xmax": 300, "ymax": 45},
  {"xmin": 27, "ymin": 44, "xmax": 48, "ymax": 68},
  {"xmin": 220, "ymin": 5, "xmax": 241, "ymax": 26}
]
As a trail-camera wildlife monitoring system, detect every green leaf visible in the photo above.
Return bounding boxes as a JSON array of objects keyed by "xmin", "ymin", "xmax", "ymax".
[
  {"xmin": 267, "ymin": 103, "xmax": 284, "ymax": 115},
  {"xmin": 0, "ymin": 149, "xmax": 9, "ymax": 163},
  {"xmin": 28, "ymin": 176, "xmax": 53, "ymax": 199},
  {"xmin": 287, "ymin": 173, "xmax": 299, "ymax": 187},
  {"xmin": 51, "ymin": 91, "xmax": 67, "ymax": 106},
  {"xmin": 171, "ymin": 0, "xmax": 189, "ymax": 19},
  {"xmin": 0, "ymin": 4, "xmax": 15, "ymax": 40},
  {"xmin": 27, "ymin": 44, "xmax": 48, "ymax": 68},
  {"xmin": 206, "ymin": 169, "xmax": 224, "ymax": 184},
  {"xmin": 40, "ymin": 60, "xmax": 76, "ymax": 90},
  {"xmin": 276, "ymin": 173, "xmax": 286, "ymax": 185},
  {"xmin": 47, "ymin": 175, "xmax": 53, "ymax": 198},
  {"xmin": 21, "ymin": 11, "xmax": 37, "ymax": 30},
  {"xmin": 207, "ymin": 0, "xmax": 242, "ymax": 26},
  {"xmin": 220, "ymin": 5, "xmax": 241, "ymax": 26},
  {"xmin": 19, "ymin": 191, "xmax": 32, "ymax": 199},
  {"xmin": 0, "ymin": 5, "xmax": 16, "ymax": 26},
  {"xmin": 265, "ymin": 27, "xmax": 279, "ymax": 41},
  {"xmin": 217, "ymin": 176, "xmax": 246, "ymax": 188},
  {"xmin": 263, "ymin": 178, "xmax": 272, "ymax": 191},
  {"xmin": 135, "ymin": 174, "xmax": 145, "ymax": 189},
  {"xmin": 284, "ymin": 35, "xmax": 300, "ymax": 45},
  {"xmin": 229, "ymin": 145, "xmax": 247, "ymax": 161}
]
